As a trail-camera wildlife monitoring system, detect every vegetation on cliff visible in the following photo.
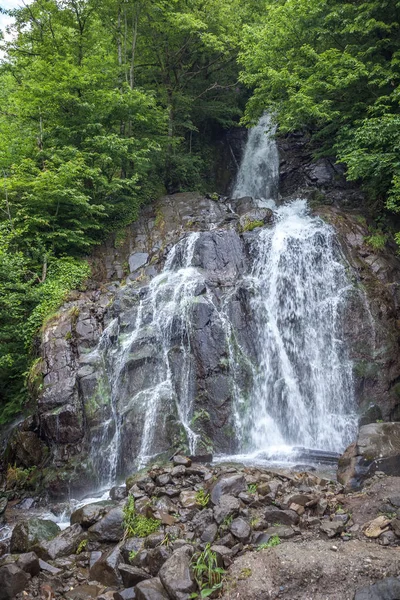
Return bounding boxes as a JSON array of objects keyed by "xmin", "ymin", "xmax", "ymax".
[{"xmin": 1, "ymin": 0, "xmax": 400, "ymax": 422}]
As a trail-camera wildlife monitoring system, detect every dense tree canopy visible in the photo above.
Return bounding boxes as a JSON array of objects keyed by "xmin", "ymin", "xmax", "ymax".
[{"xmin": 239, "ymin": 0, "xmax": 400, "ymax": 215}]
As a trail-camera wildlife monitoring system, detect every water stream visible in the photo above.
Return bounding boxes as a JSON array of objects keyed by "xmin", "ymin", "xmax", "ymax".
[{"xmin": 231, "ymin": 114, "xmax": 358, "ymax": 457}]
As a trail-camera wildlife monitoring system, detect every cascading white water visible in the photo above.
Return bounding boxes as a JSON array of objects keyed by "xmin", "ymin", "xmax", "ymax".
[
  {"xmin": 233, "ymin": 113, "xmax": 279, "ymax": 202},
  {"xmin": 89, "ymin": 233, "xmax": 205, "ymax": 483},
  {"xmin": 233, "ymin": 115, "xmax": 358, "ymax": 455}
]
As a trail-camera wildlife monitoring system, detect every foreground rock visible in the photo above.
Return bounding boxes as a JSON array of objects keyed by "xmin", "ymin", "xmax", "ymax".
[
  {"xmin": 10, "ymin": 518, "xmax": 60, "ymax": 553},
  {"xmin": 338, "ymin": 423, "xmax": 400, "ymax": 489}
]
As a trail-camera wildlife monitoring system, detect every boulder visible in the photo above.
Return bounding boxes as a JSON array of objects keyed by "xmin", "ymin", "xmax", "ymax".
[
  {"xmin": 229, "ymin": 518, "xmax": 251, "ymax": 542},
  {"xmin": 159, "ymin": 546, "xmax": 196, "ymax": 600},
  {"xmin": 118, "ymin": 563, "xmax": 151, "ymax": 587},
  {"xmin": 354, "ymin": 577, "xmax": 400, "ymax": 599},
  {"xmin": 135, "ymin": 578, "xmax": 169, "ymax": 600},
  {"xmin": 0, "ymin": 564, "xmax": 29, "ymax": 600},
  {"xmin": 88, "ymin": 506, "xmax": 124, "ymax": 541},
  {"xmin": 264, "ymin": 507, "xmax": 299, "ymax": 526},
  {"xmin": 210, "ymin": 474, "xmax": 246, "ymax": 505},
  {"xmin": 65, "ymin": 585, "xmax": 103, "ymax": 600},
  {"xmin": 71, "ymin": 501, "xmax": 114, "ymax": 527},
  {"xmin": 16, "ymin": 552, "xmax": 40, "ymax": 576},
  {"xmin": 34, "ymin": 523, "xmax": 86, "ymax": 560},
  {"xmin": 89, "ymin": 545, "xmax": 122, "ymax": 587},
  {"xmin": 213, "ymin": 495, "xmax": 240, "ymax": 525},
  {"xmin": 338, "ymin": 423, "xmax": 400, "ymax": 489},
  {"xmin": 10, "ymin": 518, "xmax": 60, "ymax": 553}
]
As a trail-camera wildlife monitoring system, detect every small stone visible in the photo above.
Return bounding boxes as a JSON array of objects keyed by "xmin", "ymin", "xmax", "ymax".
[
  {"xmin": 135, "ymin": 577, "xmax": 169, "ymax": 600},
  {"xmin": 330, "ymin": 545, "xmax": 338, "ymax": 552},
  {"xmin": 179, "ymin": 490, "xmax": 198, "ymax": 509},
  {"xmin": 172, "ymin": 455, "xmax": 191, "ymax": 467},
  {"xmin": 229, "ymin": 518, "xmax": 251, "ymax": 542},
  {"xmin": 363, "ymin": 515, "xmax": 390, "ymax": 539}
]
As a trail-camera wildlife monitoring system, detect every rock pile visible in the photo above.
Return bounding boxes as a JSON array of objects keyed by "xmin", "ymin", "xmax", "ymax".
[{"xmin": 0, "ymin": 457, "xmax": 398, "ymax": 599}]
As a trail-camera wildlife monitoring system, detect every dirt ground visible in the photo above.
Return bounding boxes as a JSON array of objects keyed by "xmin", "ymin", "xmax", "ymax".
[{"xmin": 222, "ymin": 476, "xmax": 400, "ymax": 600}]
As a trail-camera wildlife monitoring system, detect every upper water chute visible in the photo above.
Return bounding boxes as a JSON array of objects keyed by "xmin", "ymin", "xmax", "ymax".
[{"xmin": 233, "ymin": 113, "xmax": 279, "ymax": 202}]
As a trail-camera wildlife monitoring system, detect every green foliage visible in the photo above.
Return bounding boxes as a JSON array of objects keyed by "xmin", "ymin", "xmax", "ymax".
[
  {"xmin": 76, "ymin": 539, "xmax": 88, "ymax": 554},
  {"xmin": 239, "ymin": 0, "xmax": 400, "ymax": 236},
  {"xmin": 123, "ymin": 496, "xmax": 160, "ymax": 538},
  {"xmin": 190, "ymin": 544, "xmax": 225, "ymax": 598},
  {"xmin": 364, "ymin": 231, "xmax": 388, "ymax": 251},
  {"xmin": 195, "ymin": 489, "xmax": 210, "ymax": 508},
  {"xmin": 241, "ymin": 219, "xmax": 264, "ymax": 232},
  {"xmin": 247, "ymin": 483, "xmax": 257, "ymax": 494},
  {"xmin": 6, "ymin": 464, "xmax": 38, "ymax": 489},
  {"xmin": 257, "ymin": 535, "xmax": 281, "ymax": 550}
]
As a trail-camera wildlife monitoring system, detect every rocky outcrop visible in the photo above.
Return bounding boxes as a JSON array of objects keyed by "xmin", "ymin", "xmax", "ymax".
[{"xmin": 338, "ymin": 423, "xmax": 400, "ymax": 489}]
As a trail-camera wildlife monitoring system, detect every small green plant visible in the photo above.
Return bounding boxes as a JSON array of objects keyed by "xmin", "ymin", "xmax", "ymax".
[
  {"xmin": 196, "ymin": 489, "xmax": 210, "ymax": 508},
  {"xmin": 365, "ymin": 231, "xmax": 387, "ymax": 251},
  {"xmin": 257, "ymin": 535, "xmax": 281, "ymax": 550},
  {"xmin": 241, "ymin": 219, "xmax": 264, "ymax": 232},
  {"xmin": 250, "ymin": 517, "xmax": 259, "ymax": 528},
  {"xmin": 238, "ymin": 567, "xmax": 252, "ymax": 580},
  {"xmin": 123, "ymin": 496, "xmax": 160, "ymax": 538},
  {"xmin": 190, "ymin": 543, "xmax": 225, "ymax": 598},
  {"xmin": 76, "ymin": 539, "xmax": 88, "ymax": 554},
  {"xmin": 247, "ymin": 483, "xmax": 257, "ymax": 495},
  {"xmin": 222, "ymin": 515, "xmax": 233, "ymax": 528},
  {"xmin": 129, "ymin": 549, "xmax": 138, "ymax": 561}
]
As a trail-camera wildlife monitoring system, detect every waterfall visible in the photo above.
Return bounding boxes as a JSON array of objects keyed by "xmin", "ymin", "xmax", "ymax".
[
  {"xmin": 233, "ymin": 113, "xmax": 279, "ymax": 202},
  {"xmin": 88, "ymin": 234, "xmax": 205, "ymax": 483},
  {"xmin": 86, "ymin": 113, "xmax": 358, "ymax": 486},
  {"xmin": 233, "ymin": 115, "xmax": 358, "ymax": 454}
]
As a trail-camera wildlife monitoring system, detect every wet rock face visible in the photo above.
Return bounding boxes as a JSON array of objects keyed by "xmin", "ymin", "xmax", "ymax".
[
  {"xmin": 316, "ymin": 206, "xmax": 400, "ymax": 422},
  {"xmin": 338, "ymin": 423, "xmax": 400, "ymax": 489}
]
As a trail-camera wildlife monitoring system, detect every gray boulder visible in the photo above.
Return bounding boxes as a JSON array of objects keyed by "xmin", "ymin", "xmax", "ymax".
[
  {"xmin": 135, "ymin": 578, "xmax": 169, "ymax": 600},
  {"xmin": 34, "ymin": 523, "xmax": 86, "ymax": 560},
  {"xmin": 354, "ymin": 577, "xmax": 400, "ymax": 599},
  {"xmin": 210, "ymin": 474, "xmax": 246, "ymax": 505},
  {"xmin": 89, "ymin": 545, "xmax": 122, "ymax": 587},
  {"xmin": 16, "ymin": 551, "xmax": 40, "ymax": 576},
  {"xmin": 264, "ymin": 507, "xmax": 299, "ymax": 526},
  {"xmin": 159, "ymin": 546, "xmax": 196, "ymax": 600},
  {"xmin": 10, "ymin": 518, "xmax": 60, "ymax": 553},
  {"xmin": 213, "ymin": 495, "xmax": 240, "ymax": 525},
  {"xmin": 0, "ymin": 564, "xmax": 29, "ymax": 600},
  {"xmin": 118, "ymin": 563, "xmax": 151, "ymax": 587},
  {"xmin": 71, "ymin": 501, "xmax": 114, "ymax": 527},
  {"xmin": 230, "ymin": 517, "xmax": 251, "ymax": 542},
  {"xmin": 338, "ymin": 423, "xmax": 400, "ymax": 489},
  {"xmin": 88, "ymin": 506, "xmax": 124, "ymax": 541}
]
